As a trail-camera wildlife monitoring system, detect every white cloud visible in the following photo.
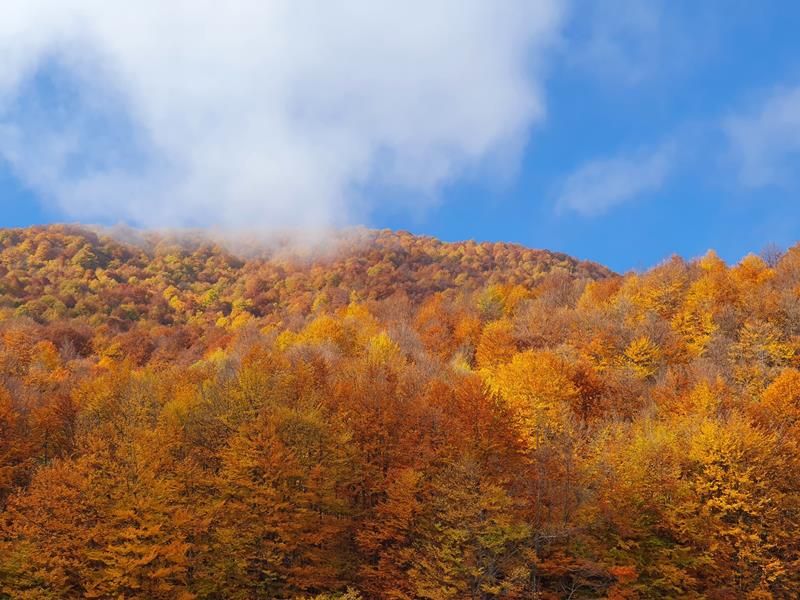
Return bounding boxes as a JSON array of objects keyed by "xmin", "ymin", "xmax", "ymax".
[
  {"xmin": 0, "ymin": 0, "xmax": 564, "ymax": 228},
  {"xmin": 725, "ymin": 85, "xmax": 800, "ymax": 187},
  {"xmin": 555, "ymin": 144, "xmax": 673, "ymax": 216}
]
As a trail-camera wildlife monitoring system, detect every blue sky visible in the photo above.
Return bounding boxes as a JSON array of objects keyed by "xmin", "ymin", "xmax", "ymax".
[{"xmin": 2, "ymin": 1, "xmax": 800, "ymax": 271}]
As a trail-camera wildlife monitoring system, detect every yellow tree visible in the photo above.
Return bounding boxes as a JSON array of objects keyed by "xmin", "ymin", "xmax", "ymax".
[{"xmin": 674, "ymin": 416, "xmax": 800, "ymax": 597}]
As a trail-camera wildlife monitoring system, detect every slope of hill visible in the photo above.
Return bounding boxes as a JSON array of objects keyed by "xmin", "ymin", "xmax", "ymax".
[
  {"xmin": 1, "ymin": 225, "xmax": 799, "ymax": 599},
  {"xmin": 0, "ymin": 224, "xmax": 611, "ymax": 323}
]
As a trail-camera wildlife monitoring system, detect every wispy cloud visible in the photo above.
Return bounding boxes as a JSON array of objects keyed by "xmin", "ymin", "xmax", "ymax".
[
  {"xmin": 565, "ymin": 0, "xmax": 664, "ymax": 85},
  {"xmin": 562, "ymin": 0, "xmax": 718, "ymax": 89},
  {"xmin": 725, "ymin": 85, "xmax": 800, "ymax": 187},
  {"xmin": 555, "ymin": 144, "xmax": 674, "ymax": 217},
  {"xmin": 555, "ymin": 77, "xmax": 800, "ymax": 220},
  {"xmin": 0, "ymin": 1, "xmax": 564, "ymax": 229}
]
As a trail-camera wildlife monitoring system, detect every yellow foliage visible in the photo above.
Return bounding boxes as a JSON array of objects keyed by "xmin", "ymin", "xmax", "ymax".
[
  {"xmin": 168, "ymin": 295, "xmax": 185, "ymax": 313},
  {"xmin": 620, "ymin": 258, "xmax": 688, "ymax": 319},
  {"xmin": 686, "ymin": 379, "xmax": 725, "ymax": 417},
  {"xmin": 275, "ymin": 330, "xmax": 298, "ymax": 351},
  {"xmin": 762, "ymin": 368, "xmax": 800, "ymax": 409},
  {"xmin": 367, "ymin": 331, "xmax": 401, "ymax": 364},
  {"xmin": 229, "ymin": 312, "xmax": 252, "ymax": 330},
  {"xmin": 671, "ymin": 307, "xmax": 716, "ymax": 357},
  {"xmin": 730, "ymin": 321, "xmax": 795, "ymax": 393},
  {"xmin": 343, "ymin": 302, "xmax": 381, "ymax": 345},
  {"xmin": 698, "ymin": 249, "xmax": 726, "ymax": 273},
  {"xmin": 301, "ymin": 314, "xmax": 348, "ymax": 347},
  {"xmin": 486, "ymin": 350, "xmax": 576, "ymax": 447},
  {"xmin": 758, "ymin": 368, "xmax": 800, "ymax": 431},
  {"xmin": 578, "ymin": 277, "xmax": 622, "ymax": 310},
  {"xmin": 732, "ymin": 254, "xmax": 773, "ymax": 288},
  {"xmin": 623, "ymin": 336, "xmax": 661, "ymax": 379},
  {"xmin": 31, "ymin": 340, "xmax": 60, "ymax": 372}
]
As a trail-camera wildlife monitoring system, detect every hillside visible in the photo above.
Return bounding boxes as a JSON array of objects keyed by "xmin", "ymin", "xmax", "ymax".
[
  {"xmin": 0, "ymin": 224, "xmax": 610, "ymax": 322},
  {"xmin": 1, "ymin": 225, "xmax": 800, "ymax": 598}
]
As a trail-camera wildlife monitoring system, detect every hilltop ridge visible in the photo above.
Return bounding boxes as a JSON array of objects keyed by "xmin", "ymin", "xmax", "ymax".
[{"xmin": 0, "ymin": 224, "xmax": 612, "ymax": 328}]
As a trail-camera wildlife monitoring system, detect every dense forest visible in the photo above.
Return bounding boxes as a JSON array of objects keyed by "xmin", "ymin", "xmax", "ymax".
[{"xmin": 0, "ymin": 224, "xmax": 799, "ymax": 599}]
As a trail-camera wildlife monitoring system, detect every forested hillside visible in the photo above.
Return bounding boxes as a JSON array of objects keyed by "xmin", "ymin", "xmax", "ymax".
[{"xmin": 1, "ymin": 225, "xmax": 799, "ymax": 599}]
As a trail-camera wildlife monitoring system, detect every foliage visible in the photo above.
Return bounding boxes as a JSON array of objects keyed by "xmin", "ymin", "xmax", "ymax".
[{"xmin": 0, "ymin": 225, "xmax": 799, "ymax": 598}]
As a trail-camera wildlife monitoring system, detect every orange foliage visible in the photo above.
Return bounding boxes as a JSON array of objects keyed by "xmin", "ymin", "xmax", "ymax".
[{"xmin": 0, "ymin": 225, "xmax": 798, "ymax": 598}]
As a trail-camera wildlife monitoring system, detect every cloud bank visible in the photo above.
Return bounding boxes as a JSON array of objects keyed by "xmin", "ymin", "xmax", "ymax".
[
  {"xmin": 555, "ymin": 144, "xmax": 674, "ymax": 217},
  {"xmin": 0, "ymin": 1, "xmax": 563, "ymax": 229}
]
